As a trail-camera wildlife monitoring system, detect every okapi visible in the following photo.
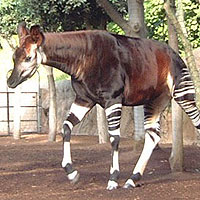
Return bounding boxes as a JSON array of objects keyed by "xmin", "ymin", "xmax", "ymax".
[{"xmin": 7, "ymin": 22, "xmax": 200, "ymax": 190}]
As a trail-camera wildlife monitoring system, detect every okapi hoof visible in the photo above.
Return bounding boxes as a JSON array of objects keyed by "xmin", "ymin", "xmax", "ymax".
[
  {"xmin": 63, "ymin": 163, "xmax": 80, "ymax": 184},
  {"xmin": 123, "ymin": 179, "xmax": 136, "ymax": 189},
  {"xmin": 106, "ymin": 180, "xmax": 119, "ymax": 190},
  {"xmin": 68, "ymin": 170, "xmax": 80, "ymax": 184}
]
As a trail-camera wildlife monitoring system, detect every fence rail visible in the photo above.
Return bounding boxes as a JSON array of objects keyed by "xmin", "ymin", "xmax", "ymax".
[{"xmin": 0, "ymin": 89, "xmax": 42, "ymax": 136}]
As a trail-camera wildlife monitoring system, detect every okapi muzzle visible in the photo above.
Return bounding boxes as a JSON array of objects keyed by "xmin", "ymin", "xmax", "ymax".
[{"xmin": 7, "ymin": 54, "xmax": 38, "ymax": 88}]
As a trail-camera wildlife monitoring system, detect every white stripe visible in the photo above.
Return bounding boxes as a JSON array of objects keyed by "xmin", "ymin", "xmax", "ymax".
[
  {"xmin": 107, "ymin": 116, "xmax": 121, "ymax": 122},
  {"xmin": 179, "ymin": 100, "xmax": 195, "ymax": 105},
  {"xmin": 175, "ymin": 86, "xmax": 195, "ymax": 93},
  {"xmin": 179, "ymin": 81, "xmax": 193, "ymax": 86},
  {"xmin": 144, "ymin": 122, "xmax": 160, "ymax": 130},
  {"xmin": 108, "ymin": 120, "xmax": 120, "ymax": 125},
  {"xmin": 182, "ymin": 104, "xmax": 194, "ymax": 109},
  {"xmin": 105, "ymin": 104, "xmax": 122, "ymax": 116},
  {"xmin": 176, "ymin": 85, "xmax": 195, "ymax": 91},
  {"xmin": 70, "ymin": 103, "xmax": 90, "ymax": 121},
  {"xmin": 63, "ymin": 120, "xmax": 73, "ymax": 130},
  {"xmin": 174, "ymin": 89, "xmax": 195, "ymax": 98},
  {"xmin": 186, "ymin": 107, "xmax": 198, "ymax": 113},
  {"xmin": 167, "ymin": 72, "xmax": 174, "ymax": 95},
  {"xmin": 108, "ymin": 123, "xmax": 120, "ymax": 128},
  {"xmin": 192, "ymin": 119, "xmax": 200, "ymax": 127},
  {"xmin": 108, "ymin": 129, "xmax": 120, "ymax": 136}
]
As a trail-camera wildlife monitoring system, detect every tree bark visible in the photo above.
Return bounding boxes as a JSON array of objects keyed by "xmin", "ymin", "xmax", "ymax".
[
  {"xmin": 170, "ymin": 100, "xmax": 183, "ymax": 171},
  {"xmin": 128, "ymin": 0, "xmax": 145, "ymax": 149},
  {"xmin": 96, "ymin": 0, "xmax": 132, "ymax": 33},
  {"xmin": 167, "ymin": 0, "xmax": 184, "ymax": 173},
  {"xmin": 164, "ymin": 0, "xmax": 200, "ymax": 109},
  {"xmin": 96, "ymin": 104, "xmax": 109, "ymax": 143},
  {"xmin": 46, "ymin": 66, "xmax": 57, "ymax": 142},
  {"xmin": 127, "ymin": 0, "xmax": 146, "ymax": 37}
]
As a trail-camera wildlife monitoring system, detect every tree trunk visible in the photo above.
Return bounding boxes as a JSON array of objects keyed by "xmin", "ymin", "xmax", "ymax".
[
  {"xmin": 127, "ymin": 0, "xmax": 146, "ymax": 37},
  {"xmin": 96, "ymin": 0, "xmax": 132, "ymax": 33},
  {"xmin": 167, "ymin": 0, "xmax": 183, "ymax": 172},
  {"xmin": 170, "ymin": 100, "xmax": 183, "ymax": 171},
  {"xmin": 46, "ymin": 66, "xmax": 57, "ymax": 142},
  {"xmin": 96, "ymin": 104, "xmax": 109, "ymax": 143},
  {"xmin": 133, "ymin": 106, "xmax": 145, "ymax": 150},
  {"xmin": 128, "ymin": 0, "xmax": 145, "ymax": 149},
  {"xmin": 13, "ymin": 86, "xmax": 21, "ymax": 139},
  {"xmin": 164, "ymin": 0, "xmax": 200, "ymax": 109}
]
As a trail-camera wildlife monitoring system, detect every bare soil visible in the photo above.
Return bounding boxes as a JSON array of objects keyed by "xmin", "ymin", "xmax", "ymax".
[{"xmin": 0, "ymin": 134, "xmax": 200, "ymax": 200}]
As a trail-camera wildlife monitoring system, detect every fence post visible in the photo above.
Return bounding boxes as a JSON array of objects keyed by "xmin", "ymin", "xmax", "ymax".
[{"xmin": 13, "ymin": 86, "xmax": 21, "ymax": 139}]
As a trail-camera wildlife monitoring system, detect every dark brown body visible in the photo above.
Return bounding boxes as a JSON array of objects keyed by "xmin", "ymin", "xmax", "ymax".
[{"xmin": 35, "ymin": 30, "xmax": 182, "ymax": 109}]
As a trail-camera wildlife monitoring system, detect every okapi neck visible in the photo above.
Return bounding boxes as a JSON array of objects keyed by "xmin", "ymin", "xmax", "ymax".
[{"xmin": 41, "ymin": 32, "xmax": 89, "ymax": 77}]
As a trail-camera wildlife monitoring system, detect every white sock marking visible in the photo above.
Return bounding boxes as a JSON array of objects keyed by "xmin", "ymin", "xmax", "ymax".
[
  {"xmin": 110, "ymin": 150, "xmax": 119, "ymax": 174},
  {"xmin": 68, "ymin": 170, "xmax": 78, "ymax": 181},
  {"xmin": 62, "ymin": 142, "xmax": 72, "ymax": 167},
  {"xmin": 107, "ymin": 180, "xmax": 118, "ymax": 190},
  {"xmin": 133, "ymin": 132, "xmax": 160, "ymax": 175},
  {"xmin": 124, "ymin": 179, "xmax": 136, "ymax": 188}
]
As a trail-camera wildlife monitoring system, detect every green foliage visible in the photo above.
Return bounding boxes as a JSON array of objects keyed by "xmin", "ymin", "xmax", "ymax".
[
  {"xmin": 107, "ymin": 22, "xmax": 125, "ymax": 35},
  {"xmin": 0, "ymin": 0, "xmax": 20, "ymax": 37},
  {"xmin": 0, "ymin": 0, "xmax": 110, "ymax": 36},
  {"xmin": 144, "ymin": 0, "xmax": 200, "ymax": 49},
  {"xmin": 181, "ymin": 0, "xmax": 200, "ymax": 48},
  {"xmin": 109, "ymin": 0, "xmax": 127, "ymax": 14},
  {"xmin": 54, "ymin": 72, "xmax": 70, "ymax": 81},
  {"xmin": 144, "ymin": 0, "xmax": 168, "ymax": 42}
]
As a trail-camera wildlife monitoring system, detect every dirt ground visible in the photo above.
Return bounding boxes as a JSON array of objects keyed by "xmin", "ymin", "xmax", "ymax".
[{"xmin": 0, "ymin": 134, "xmax": 200, "ymax": 200}]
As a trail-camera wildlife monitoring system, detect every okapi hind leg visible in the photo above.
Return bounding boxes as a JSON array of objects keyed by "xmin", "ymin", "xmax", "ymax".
[
  {"xmin": 62, "ymin": 100, "xmax": 93, "ymax": 184},
  {"xmin": 124, "ymin": 94, "xmax": 170, "ymax": 189},
  {"xmin": 173, "ymin": 68, "xmax": 200, "ymax": 138},
  {"xmin": 105, "ymin": 103, "xmax": 122, "ymax": 190}
]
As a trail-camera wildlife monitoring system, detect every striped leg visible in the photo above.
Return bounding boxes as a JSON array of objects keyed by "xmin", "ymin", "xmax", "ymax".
[
  {"xmin": 173, "ymin": 68, "xmax": 200, "ymax": 133},
  {"xmin": 62, "ymin": 101, "xmax": 91, "ymax": 183},
  {"xmin": 105, "ymin": 103, "xmax": 122, "ymax": 190},
  {"xmin": 124, "ymin": 94, "xmax": 170, "ymax": 188}
]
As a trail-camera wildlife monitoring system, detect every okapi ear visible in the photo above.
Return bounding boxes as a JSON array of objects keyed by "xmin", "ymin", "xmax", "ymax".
[
  {"xmin": 30, "ymin": 25, "xmax": 44, "ymax": 47},
  {"xmin": 17, "ymin": 22, "xmax": 30, "ymax": 42}
]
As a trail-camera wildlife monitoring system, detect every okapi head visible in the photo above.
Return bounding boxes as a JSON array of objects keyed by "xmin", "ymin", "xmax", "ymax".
[{"xmin": 7, "ymin": 22, "xmax": 44, "ymax": 88}]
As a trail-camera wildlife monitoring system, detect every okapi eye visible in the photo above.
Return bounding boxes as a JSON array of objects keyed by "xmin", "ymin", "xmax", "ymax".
[{"xmin": 25, "ymin": 56, "xmax": 32, "ymax": 62}]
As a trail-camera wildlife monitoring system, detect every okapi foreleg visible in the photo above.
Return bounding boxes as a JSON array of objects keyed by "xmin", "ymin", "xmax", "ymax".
[
  {"xmin": 62, "ymin": 102, "xmax": 90, "ymax": 183},
  {"xmin": 105, "ymin": 103, "xmax": 122, "ymax": 190}
]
